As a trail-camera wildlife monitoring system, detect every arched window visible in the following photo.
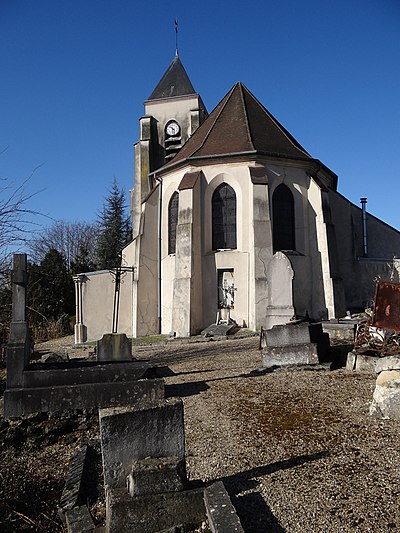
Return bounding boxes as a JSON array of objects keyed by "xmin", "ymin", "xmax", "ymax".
[
  {"xmin": 212, "ymin": 183, "xmax": 237, "ymax": 250},
  {"xmin": 272, "ymin": 184, "xmax": 295, "ymax": 251},
  {"xmin": 168, "ymin": 192, "xmax": 179, "ymax": 254}
]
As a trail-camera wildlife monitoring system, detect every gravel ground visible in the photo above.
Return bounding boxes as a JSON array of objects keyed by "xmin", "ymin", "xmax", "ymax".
[{"xmin": 1, "ymin": 333, "xmax": 400, "ymax": 532}]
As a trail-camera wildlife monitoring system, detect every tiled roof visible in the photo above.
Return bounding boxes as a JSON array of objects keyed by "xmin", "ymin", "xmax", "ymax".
[
  {"xmin": 169, "ymin": 82, "xmax": 312, "ymax": 164},
  {"xmin": 148, "ymin": 54, "xmax": 197, "ymax": 100}
]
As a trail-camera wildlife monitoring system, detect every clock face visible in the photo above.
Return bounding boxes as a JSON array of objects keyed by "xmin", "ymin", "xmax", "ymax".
[{"xmin": 166, "ymin": 121, "xmax": 180, "ymax": 136}]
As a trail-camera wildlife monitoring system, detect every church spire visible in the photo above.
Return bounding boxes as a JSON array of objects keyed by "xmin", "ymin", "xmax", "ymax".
[{"xmin": 147, "ymin": 54, "xmax": 196, "ymax": 100}]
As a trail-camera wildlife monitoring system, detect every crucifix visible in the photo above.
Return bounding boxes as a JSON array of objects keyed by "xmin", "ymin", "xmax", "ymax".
[{"xmin": 109, "ymin": 255, "xmax": 135, "ymax": 333}]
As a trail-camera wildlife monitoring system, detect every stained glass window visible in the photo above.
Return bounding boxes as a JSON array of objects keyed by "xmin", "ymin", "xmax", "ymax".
[
  {"xmin": 272, "ymin": 184, "xmax": 295, "ymax": 251},
  {"xmin": 168, "ymin": 192, "xmax": 179, "ymax": 254},
  {"xmin": 212, "ymin": 184, "xmax": 237, "ymax": 250}
]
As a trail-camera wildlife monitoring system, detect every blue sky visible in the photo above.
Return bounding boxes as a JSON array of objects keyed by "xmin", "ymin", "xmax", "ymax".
[{"xmin": 1, "ymin": 0, "xmax": 399, "ymax": 231}]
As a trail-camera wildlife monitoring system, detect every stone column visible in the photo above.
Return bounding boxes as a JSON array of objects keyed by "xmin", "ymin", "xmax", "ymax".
[{"xmin": 73, "ymin": 274, "xmax": 87, "ymax": 344}]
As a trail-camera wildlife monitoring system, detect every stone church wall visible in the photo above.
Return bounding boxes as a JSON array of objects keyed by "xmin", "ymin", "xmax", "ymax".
[{"xmin": 329, "ymin": 191, "xmax": 400, "ymax": 311}]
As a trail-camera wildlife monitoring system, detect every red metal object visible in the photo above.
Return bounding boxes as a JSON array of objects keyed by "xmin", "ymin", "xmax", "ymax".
[{"xmin": 372, "ymin": 281, "xmax": 400, "ymax": 332}]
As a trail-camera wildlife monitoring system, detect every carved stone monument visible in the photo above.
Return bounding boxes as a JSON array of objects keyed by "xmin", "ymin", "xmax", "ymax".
[{"xmin": 265, "ymin": 252, "xmax": 295, "ymax": 329}]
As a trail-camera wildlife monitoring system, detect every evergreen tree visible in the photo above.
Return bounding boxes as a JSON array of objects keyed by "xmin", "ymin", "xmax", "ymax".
[{"xmin": 96, "ymin": 178, "xmax": 132, "ymax": 270}]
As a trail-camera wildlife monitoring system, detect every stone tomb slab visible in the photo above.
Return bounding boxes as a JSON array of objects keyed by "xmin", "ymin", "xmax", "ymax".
[
  {"xmin": 264, "ymin": 322, "xmax": 325, "ymax": 347},
  {"xmin": 262, "ymin": 322, "xmax": 329, "ymax": 367},
  {"xmin": 106, "ymin": 486, "xmax": 205, "ymax": 533},
  {"xmin": 262, "ymin": 343, "xmax": 319, "ymax": 368},
  {"xmin": 201, "ymin": 324, "xmax": 237, "ymax": 337}
]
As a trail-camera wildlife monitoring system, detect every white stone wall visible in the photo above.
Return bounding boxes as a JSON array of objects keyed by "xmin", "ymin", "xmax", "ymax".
[{"xmin": 80, "ymin": 270, "xmax": 134, "ymax": 342}]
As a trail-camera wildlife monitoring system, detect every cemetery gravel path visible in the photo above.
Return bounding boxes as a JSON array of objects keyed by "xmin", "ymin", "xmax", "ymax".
[
  {"xmin": 136, "ymin": 335, "xmax": 400, "ymax": 533},
  {"xmin": 1, "ymin": 334, "xmax": 400, "ymax": 532}
]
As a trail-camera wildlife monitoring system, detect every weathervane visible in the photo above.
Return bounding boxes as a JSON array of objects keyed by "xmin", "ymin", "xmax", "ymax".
[{"xmin": 175, "ymin": 17, "xmax": 179, "ymax": 55}]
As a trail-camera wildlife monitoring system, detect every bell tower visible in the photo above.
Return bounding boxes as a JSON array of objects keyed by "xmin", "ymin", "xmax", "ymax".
[{"xmin": 131, "ymin": 53, "xmax": 207, "ymax": 237}]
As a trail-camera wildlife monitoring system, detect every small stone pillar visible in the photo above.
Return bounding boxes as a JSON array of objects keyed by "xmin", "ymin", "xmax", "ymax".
[
  {"xmin": 7, "ymin": 254, "xmax": 31, "ymax": 388},
  {"xmin": 73, "ymin": 274, "xmax": 87, "ymax": 344}
]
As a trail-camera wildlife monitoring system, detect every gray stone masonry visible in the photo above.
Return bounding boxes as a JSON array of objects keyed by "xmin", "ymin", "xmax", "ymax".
[
  {"xmin": 346, "ymin": 352, "xmax": 378, "ymax": 372},
  {"xmin": 127, "ymin": 456, "xmax": 185, "ymax": 497},
  {"xmin": 96, "ymin": 333, "xmax": 132, "ymax": 362},
  {"xmin": 204, "ymin": 481, "xmax": 245, "ymax": 533},
  {"xmin": 99, "ymin": 398, "xmax": 186, "ymax": 490},
  {"xmin": 106, "ymin": 487, "xmax": 205, "ymax": 533}
]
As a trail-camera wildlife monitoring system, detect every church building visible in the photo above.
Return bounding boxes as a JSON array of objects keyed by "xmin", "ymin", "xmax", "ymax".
[{"xmin": 74, "ymin": 54, "xmax": 400, "ymax": 342}]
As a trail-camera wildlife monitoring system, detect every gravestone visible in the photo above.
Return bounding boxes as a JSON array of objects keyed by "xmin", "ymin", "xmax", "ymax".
[
  {"xmin": 265, "ymin": 252, "xmax": 295, "ymax": 329},
  {"xmin": 261, "ymin": 322, "xmax": 328, "ymax": 368},
  {"xmin": 97, "ymin": 333, "xmax": 132, "ymax": 362},
  {"xmin": 201, "ymin": 323, "xmax": 237, "ymax": 337},
  {"xmin": 99, "ymin": 398, "xmax": 186, "ymax": 490},
  {"xmin": 4, "ymin": 253, "xmax": 160, "ymax": 419}
]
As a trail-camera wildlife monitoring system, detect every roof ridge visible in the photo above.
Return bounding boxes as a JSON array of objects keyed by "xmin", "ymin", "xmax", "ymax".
[
  {"xmin": 241, "ymin": 84, "xmax": 311, "ymax": 158},
  {"xmin": 189, "ymin": 83, "xmax": 238, "ymax": 157},
  {"xmin": 237, "ymin": 82, "xmax": 255, "ymax": 152}
]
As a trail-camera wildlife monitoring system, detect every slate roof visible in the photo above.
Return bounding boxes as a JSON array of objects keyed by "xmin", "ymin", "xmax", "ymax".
[
  {"xmin": 169, "ymin": 82, "xmax": 312, "ymax": 164},
  {"xmin": 148, "ymin": 54, "xmax": 197, "ymax": 100}
]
